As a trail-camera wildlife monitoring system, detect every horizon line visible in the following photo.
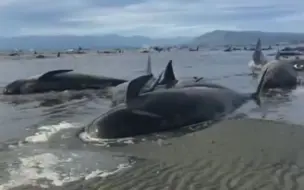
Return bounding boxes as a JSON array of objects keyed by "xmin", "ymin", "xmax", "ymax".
[{"xmin": 2, "ymin": 29, "xmax": 304, "ymax": 39}]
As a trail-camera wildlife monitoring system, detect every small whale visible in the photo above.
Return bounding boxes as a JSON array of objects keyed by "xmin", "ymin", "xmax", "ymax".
[
  {"xmin": 248, "ymin": 38, "xmax": 268, "ymax": 74},
  {"xmin": 260, "ymin": 51, "xmax": 298, "ymax": 90},
  {"xmin": 3, "ymin": 69, "xmax": 127, "ymax": 95},
  {"xmin": 86, "ymin": 67, "xmax": 268, "ymax": 139}
]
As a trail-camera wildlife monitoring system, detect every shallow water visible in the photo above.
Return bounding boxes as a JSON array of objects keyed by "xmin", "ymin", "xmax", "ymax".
[{"xmin": 0, "ymin": 50, "xmax": 303, "ymax": 189}]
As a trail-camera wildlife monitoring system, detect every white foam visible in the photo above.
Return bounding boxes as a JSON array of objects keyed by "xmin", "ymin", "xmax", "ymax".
[
  {"xmin": 84, "ymin": 163, "xmax": 131, "ymax": 180},
  {"xmin": 0, "ymin": 153, "xmax": 69, "ymax": 189},
  {"xmin": 248, "ymin": 60, "xmax": 263, "ymax": 74},
  {"xmin": 79, "ymin": 131, "xmax": 135, "ymax": 146},
  {"xmin": 0, "ymin": 153, "xmax": 132, "ymax": 190},
  {"xmin": 293, "ymin": 87, "xmax": 304, "ymax": 95},
  {"xmin": 25, "ymin": 122, "xmax": 80, "ymax": 143}
]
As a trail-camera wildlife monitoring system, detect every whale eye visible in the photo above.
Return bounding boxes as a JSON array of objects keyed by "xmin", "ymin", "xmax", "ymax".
[{"xmin": 294, "ymin": 64, "xmax": 304, "ymax": 71}]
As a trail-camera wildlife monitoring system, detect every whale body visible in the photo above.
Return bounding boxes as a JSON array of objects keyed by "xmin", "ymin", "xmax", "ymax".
[
  {"xmin": 3, "ymin": 69, "xmax": 127, "ymax": 95},
  {"xmin": 86, "ymin": 67, "xmax": 268, "ymax": 139}
]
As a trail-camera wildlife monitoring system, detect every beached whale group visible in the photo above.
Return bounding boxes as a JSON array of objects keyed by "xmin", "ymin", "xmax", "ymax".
[
  {"xmin": 3, "ymin": 40, "xmax": 304, "ymax": 139},
  {"xmin": 248, "ymin": 38, "xmax": 304, "ymax": 90}
]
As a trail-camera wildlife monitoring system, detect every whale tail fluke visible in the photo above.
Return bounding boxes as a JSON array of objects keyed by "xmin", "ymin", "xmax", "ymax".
[{"xmin": 251, "ymin": 67, "xmax": 268, "ymax": 106}]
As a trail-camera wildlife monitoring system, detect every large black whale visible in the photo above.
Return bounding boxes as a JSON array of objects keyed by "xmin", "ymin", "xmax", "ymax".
[
  {"xmin": 3, "ymin": 69, "xmax": 127, "ymax": 95},
  {"xmin": 85, "ymin": 67, "xmax": 268, "ymax": 139}
]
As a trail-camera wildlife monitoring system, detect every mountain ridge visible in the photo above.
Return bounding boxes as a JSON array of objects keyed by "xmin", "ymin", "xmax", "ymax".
[
  {"xmin": 0, "ymin": 35, "xmax": 191, "ymax": 50},
  {"xmin": 191, "ymin": 30, "xmax": 304, "ymax": 46},
  {"xmin": 2, "ymin": 30, "xmax": 304, "ymax": 50}
]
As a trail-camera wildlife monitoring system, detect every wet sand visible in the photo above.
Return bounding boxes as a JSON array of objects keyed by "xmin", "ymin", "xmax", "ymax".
[{"xmin": 91, "ymin": 118, "xmax": 304, "ymax": 190}]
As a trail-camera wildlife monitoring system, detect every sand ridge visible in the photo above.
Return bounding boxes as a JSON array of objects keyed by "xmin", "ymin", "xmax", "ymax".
[{"xmin": 95, "ymin": 119, "xmax": 304, "ymax": 190}]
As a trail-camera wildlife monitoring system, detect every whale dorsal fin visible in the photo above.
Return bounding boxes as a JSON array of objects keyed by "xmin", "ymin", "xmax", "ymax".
[
  {"xmin": 38, "ymin": 69, "xmax": 73, "ymax": 81},
  {"xmin": 146, "ymin": 54, "xmax": 152, "ymax": 74},
  {"xmin": 126, "ymin": 74, "xmax": 153, "ymax": 103},
  {"xmin": 144, "ymin": 70, "xmax": 164, "ymax": 93},
  {"xmin": 252, "ymin": 38, "xmax": 267, "ymax": 64},
  {"xmin": 159, "ymin": 60, "xmax": 176, "ymax": 85},
  {"xmin": 255, "ymin": 38, "xmax": 261, "ymax": 51}
]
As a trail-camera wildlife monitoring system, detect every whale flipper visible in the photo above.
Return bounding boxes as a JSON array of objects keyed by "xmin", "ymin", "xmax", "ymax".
[
  {"xmin": 159, "ymin": 60, "xmax": 176, "ymax": 85},
  {"xmin": 38, "ymin": 69, "xmax": 73, "ymax": 81},
  {"xmin": 146, "ymin": 54, "xmax": 152, "ymax": 74},
  {"xmin": 126, "ymin": 74, "xmax": 153, "ymax": 103},
  {"xmin": 251, "ymin": 67, "xmax": 269, "ymax": 105}
]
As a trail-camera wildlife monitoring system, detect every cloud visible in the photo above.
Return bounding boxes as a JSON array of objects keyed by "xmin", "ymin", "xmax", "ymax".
[{"xmin": 0, "ymin": 0, "xmax": 304, "ymax": 38}]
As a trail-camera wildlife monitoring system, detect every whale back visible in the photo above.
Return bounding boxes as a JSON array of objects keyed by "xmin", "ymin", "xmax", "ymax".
[{"xmin": 37, "ymin": 69, "xmax": 73, "ymax": 81}]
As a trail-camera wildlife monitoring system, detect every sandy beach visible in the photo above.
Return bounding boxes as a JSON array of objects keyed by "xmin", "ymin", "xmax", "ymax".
[{"xmin": 83, "ymin": 118, "xmax": 304, "ymax": 190}]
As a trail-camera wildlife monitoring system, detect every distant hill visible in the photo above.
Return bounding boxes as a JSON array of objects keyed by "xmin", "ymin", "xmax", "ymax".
[
  {"xmin": 0, "ymin": 35, "xmax": 191, "ymax": 50},
  {"xmin": 192, "ymin": 30, "xmax": 304, "ymax": 46}
]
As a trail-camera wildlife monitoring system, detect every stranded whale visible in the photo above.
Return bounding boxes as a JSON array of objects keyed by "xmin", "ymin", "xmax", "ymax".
[
  {"xmin": 3, "ymin": 69, "xmax": 127, "ymax": 95},
  {"xmin": 85, "ymin": 67, "xmax": 268, "ymax": 139},
  {"xmin": 260, "ymin": 51, "xmax": 299, "ymax": 90}
]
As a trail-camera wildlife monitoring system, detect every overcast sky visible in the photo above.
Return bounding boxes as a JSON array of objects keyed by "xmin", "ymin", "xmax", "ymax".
[{"xmin": 1, "ymin": 0, "xmax": 303, "ymax": 38}]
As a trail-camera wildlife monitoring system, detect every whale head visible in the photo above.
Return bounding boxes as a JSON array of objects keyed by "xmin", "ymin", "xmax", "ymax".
[{"xmin": 3, "ymin": 79, "xmax": 36, "ymax": 94}]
